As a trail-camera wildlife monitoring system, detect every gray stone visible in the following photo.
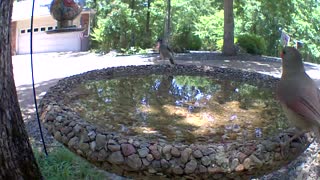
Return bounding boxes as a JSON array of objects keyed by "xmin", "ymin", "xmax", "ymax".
[
  {"xmin": 80, "ymin": 130, "xmax": 90, "ymax": 143},
  {"xmin": 118, "ymin": 139, "xmax": 128, "ymax": 144},
  {"xmin": 146, "ymin": 154, "xmax": 154, "ymax": 161},
  {"xmin": 133, "ymin": 140, "xmax": 140, "ymax": 147},
  {"xmin": 56, "ymin": 115, "xmax": 63, "ymax": 122},
  {"xmin": 231, "ymin": 158, "xmax": 240, "ymax": 170},
  {"xmin": 193, "ymin": 149, "xmax": 203, "ymax": 158},
  {"xmin": 95, "ymin": 134, "xmax": 107, "ymax": 150},
  {"xmin": 160, "ymin": 159, "xmax": 169, "ymax": 169},
  {"xmin": 108, "ymin": 151, "xmax": 124, "ymax": 164},
  {"xmin": 162, "ymin": 145, "xmax": 172, "ymax": 154},
  {"xmin": 67, "ymin": 131, "xmax": 75, "ymax": 139},
  {"xmin": 249, "ymin": 154, "xmax": 263, "ymax": 168},
  {"xmin": 68, "ymin": 121, "xmax": 76, "ymax": 127},
  {"xmin": 127, "ymin": 154, "xmax": 142, "ymax": 170},
  {"xmin": 171, "ymin": 147, "xmax": 181, "ymax": 157},
  {"xmin": 142, "ymin": 158, "xmax": 150, "ymax": 166},
  {"xmin": 61, "ymin": 136, "xmax": 69, "ymax": 144},
  {"xmin": 202, "ymin": 147, "xmax": 215, "ymax": 156},
  {"xmin": 199, "ymin": 165, "xmax": 207, "ymax": 173},
  {"xmin": 97, "ymin": 149, "xmax": 108, "ymax": 161},
  {"xmin": 201, "ymin": 156, "xmax": 211, "ymax": 166},
  {"xmin": 68, "ymin": 136, "xmax": 79, "ymax": 148},
  {"xmin": 138, "ymin": 147, "xmax": 149, "ymax": 158},
  {"xmin": 262, "ymin": 140, "xmax": 277, "ymax": 152},
  {"xmin": 151, "ymin": 160, "xmax": 161, "ymax": 171},
  {"xmin": 121, "ymin": 143, "xmax": 136, "ymax": 156},
  {"xmin": 128, "ymin": 138, "xmax": 134, "ymax": 144},
  {"xmin": 172, "ymin": 166, "xmax": 183, "ymax": 175},
  {"xmin": 88, "ymin": 131, "xmax": 96, "ymax": 140},
  {"xmin": 73, "ymin": 124, "xmax": 82, "ymax": 134},
  {"xmin": 165, "ymin": 153, "xmax": 172, "ymax": 161},
  {"xmin": 184, "ymin": 159, "xmax": 197, "ymax": 174},
  {"xmin": 181, "ymin": 148, "xmax": 192, "ymax": 163},
  {"xmin": 215, "ymin": 153, "xmax": 229, "ymax": 168},
  {"xmin": 79, "ymin": 142, "xmax": 90, "ymax": 152},
  {"xmin": 54, "ymin": 131, "xmax": 62, "ymax": 142},
  {"xmin": 90, "ymin": 141, "xmax": 96, "ymax": 151},
  {"xmin": 108, "ymin": 139, "xmax": 117, "ymax": 145},
  {"xmin": 61, "ymin": 126, "xmax": 72, "ymax": 135}
]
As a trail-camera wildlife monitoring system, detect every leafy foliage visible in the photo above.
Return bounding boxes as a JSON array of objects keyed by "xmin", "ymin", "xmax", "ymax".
[
  {"xmin": 87, "ymin": 0, "xmax": 320, "ymax": 63},
  {"xmin": 237, "ymin": 34, "xmax": 266, "ymax": 55}
]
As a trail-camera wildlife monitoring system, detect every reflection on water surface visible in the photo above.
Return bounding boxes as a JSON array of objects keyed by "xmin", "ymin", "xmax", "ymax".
[{"xmin": 68, "ymin": 75, "xmax": 289, "ymax": 143}]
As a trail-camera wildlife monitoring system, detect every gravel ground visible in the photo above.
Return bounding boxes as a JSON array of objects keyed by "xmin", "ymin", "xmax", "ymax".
[{"xmin": 13, "ymin": 51, "xmax": 320, "ymax": 179}]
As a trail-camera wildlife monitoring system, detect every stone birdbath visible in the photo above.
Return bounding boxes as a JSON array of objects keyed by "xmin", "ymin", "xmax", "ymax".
[{"xmin": 40, "ymin": 65, "xmax": 312, "ymax": 179}]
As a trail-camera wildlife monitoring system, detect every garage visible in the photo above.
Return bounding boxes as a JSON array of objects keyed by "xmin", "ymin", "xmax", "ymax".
[
  {"xmin": 17, "ymin": 27, "xmax": 82, "ymax": 55},
  {"xmin": 11, "ymin": 1, "xmax": 94, "ymax": 55}
]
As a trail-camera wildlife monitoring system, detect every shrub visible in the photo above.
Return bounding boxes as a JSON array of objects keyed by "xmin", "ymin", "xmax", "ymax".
[
  {"xmin": 237, "ymin": 34, "xmax": 267, "ymax": 55},
  {"xmin": 171, "ymin": 29, "xmax": 202, "ymax": 52}
]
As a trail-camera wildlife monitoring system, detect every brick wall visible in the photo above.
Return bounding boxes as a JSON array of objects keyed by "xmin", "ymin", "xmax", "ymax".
[{"xmin": 80, "ymin": 13, "xmax": 90, "ymax": 35}]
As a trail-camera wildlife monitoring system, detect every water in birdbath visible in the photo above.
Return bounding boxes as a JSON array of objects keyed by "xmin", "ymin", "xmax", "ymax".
[{"xmin": 67, "ymin": 75, "xmax": 289, "ymax": 144}]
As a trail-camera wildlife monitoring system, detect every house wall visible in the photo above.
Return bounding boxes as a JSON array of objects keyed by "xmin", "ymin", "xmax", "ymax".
[
  {"xmin": 16, "ymin": 15, "xmax": 82, "ymax": 32},
  {"xmin": 10, "ymin": 21, "xmax": 17, "ymax": 55},
  {"xmin": 13, "ymin": 13, "xmax": 91, "ymax": 55}
]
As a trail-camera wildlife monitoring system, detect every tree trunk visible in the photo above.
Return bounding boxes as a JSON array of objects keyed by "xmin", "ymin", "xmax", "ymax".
[
  {"xmin": 130, "ymin": 0, "xmax": 135, "ymax": 47},
  {"xmin": 222, "ymin": 0, "xmax": 236, "ymax": 56},
  {"xmin": 0, "ymin": 0, "xmax": 42, "ymax": 179},
  {"xmin": 163, "ymin": 0, "xmax": 171, "ymax": 44},
  {"xmin": 145, "ymin": 0, "xmax": 151, "ymax": 47}
]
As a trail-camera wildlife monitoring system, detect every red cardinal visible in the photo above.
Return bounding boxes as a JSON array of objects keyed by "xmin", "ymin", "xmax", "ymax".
[{"xmin": 277, "ymin": 46, "xmax": 320, "ymax": 140}]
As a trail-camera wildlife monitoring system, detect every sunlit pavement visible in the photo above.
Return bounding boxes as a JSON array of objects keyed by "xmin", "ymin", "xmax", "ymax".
[{"xmin": 13, "ymin": 51, "xmax": 320, "ymax": 87}]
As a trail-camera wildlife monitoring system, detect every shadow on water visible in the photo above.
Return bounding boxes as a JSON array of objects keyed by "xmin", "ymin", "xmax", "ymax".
[{"xmin": 67, "ymin": 74, "xmax": 289, "ymax": 144}]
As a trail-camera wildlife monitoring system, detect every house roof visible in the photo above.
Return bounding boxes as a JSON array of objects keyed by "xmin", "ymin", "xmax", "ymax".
[{"xmin": 12, "ymin": 0, "xmax": 95, "ymax": 21}]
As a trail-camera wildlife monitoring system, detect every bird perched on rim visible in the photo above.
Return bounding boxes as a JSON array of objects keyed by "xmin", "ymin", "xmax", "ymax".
[
  {"xmin": 156, "ymin": 39, "xmax": 175, "ymax": 65},
  {"xmin": 277, "ymin": 46, "xmax": 320, "ymax": 141}
]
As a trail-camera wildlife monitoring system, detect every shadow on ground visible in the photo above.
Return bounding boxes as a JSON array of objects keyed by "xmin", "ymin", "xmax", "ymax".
[{"xmin": 17, "ymin": 78, "xmax": 60, "ymax": 144}]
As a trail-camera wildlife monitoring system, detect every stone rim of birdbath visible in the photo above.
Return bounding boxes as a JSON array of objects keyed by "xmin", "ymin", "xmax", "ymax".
[{"xmin": 39, "ymin": 64, "xmax": 312, "ymax": 179}]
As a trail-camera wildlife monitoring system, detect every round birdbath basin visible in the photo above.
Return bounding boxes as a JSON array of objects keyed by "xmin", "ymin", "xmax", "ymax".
[{"xmin": 40, "ymin": 65, "xmax": 311, "ymax": 179}]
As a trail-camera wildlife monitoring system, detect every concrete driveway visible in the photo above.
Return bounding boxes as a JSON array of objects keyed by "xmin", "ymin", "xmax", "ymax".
[
  {"xmin": 12, "ymin": 51, "xmax": 320, "ymax": 179},
  {"xmin": 13, "ymin": 51, "xmax": 320, "ymax": 121}
]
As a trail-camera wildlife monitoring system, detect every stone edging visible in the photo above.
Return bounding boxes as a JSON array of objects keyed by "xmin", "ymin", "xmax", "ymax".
[{"xmin": 39, "ymin": 64, "xmax": 311, "ymax": 179}]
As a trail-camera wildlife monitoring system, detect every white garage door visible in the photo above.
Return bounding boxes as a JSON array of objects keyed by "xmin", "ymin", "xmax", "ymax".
[{"xmin": 18, "ymin": 29, "xmax": 82, "ymax": 55}]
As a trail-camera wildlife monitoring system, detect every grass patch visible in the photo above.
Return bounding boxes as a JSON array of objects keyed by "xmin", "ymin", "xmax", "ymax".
[{"xmin": 34, "ymin": 145, "xmax": 106, "ymax": 180}]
